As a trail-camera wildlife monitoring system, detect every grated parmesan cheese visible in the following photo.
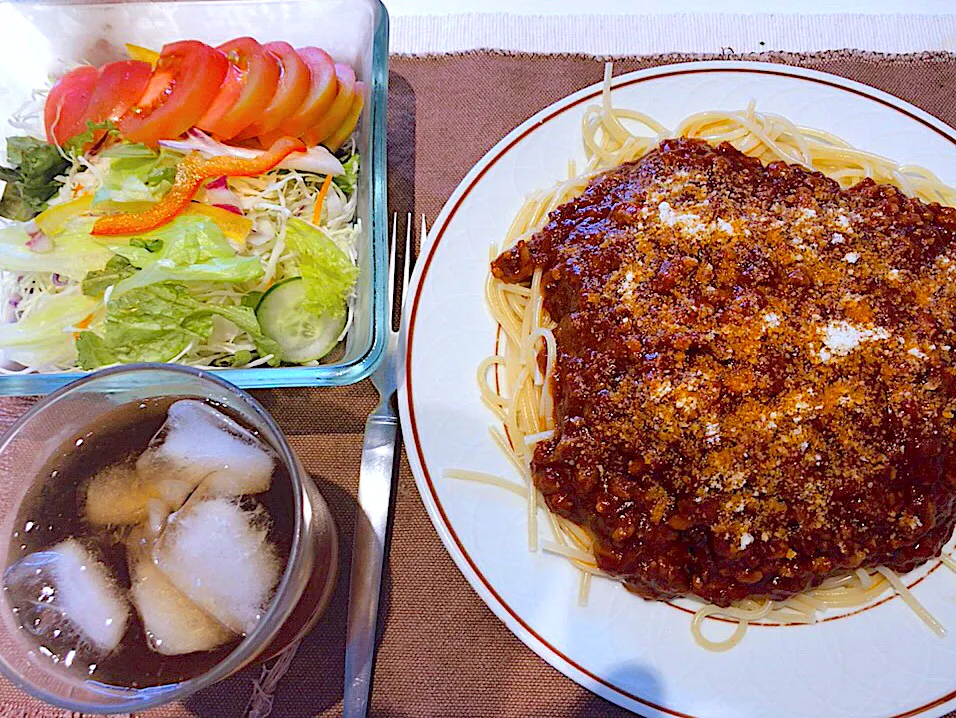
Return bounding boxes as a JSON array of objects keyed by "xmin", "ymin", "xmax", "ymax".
[
  {"xmin": 818, "ymin": 321, "xmax": 890, "ymax": 362},
  {"xmin": 658, "ymin": 201, "xmax": 705, "ymax": 233}
]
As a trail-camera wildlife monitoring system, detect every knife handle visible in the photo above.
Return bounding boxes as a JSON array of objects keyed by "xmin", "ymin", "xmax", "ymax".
[{"xmin": 344, "ymin": 411, "xmax": 399, "ymax": 718}]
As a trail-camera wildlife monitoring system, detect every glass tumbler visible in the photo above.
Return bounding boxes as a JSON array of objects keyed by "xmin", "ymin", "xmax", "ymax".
[{"xmin": 0, "ymin": 364, "xmax": 338, "ymax": 713}]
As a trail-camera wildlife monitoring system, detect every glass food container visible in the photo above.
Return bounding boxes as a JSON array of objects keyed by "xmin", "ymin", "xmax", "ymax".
[{"xmin": 0, "ymin": 0, "xmax": 389, "ymax": 394}]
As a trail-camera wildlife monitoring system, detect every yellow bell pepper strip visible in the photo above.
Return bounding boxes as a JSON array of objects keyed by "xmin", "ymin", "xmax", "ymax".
[
  {"xmin": 311, "ymin": 173, "xmax": 333, "ymax": 225},
  {"xmin": 38, "ymin": 196, "xmax": 252, "ymax": 247},
  {"xmin": 94, "ymin": 200, "xmax": 157, "ymax": 215},
  {"xmin": 126, "ymin": 43, "xmax": 160, "ymax": 66},
  {"xmin": 186, "ymin": 203, "xmax": 254, "ymax": 248},
  {"xmin": 34, "ymin": 194, "xmax": 93, "ymax": 235},
  {"xmin": 91, "ymin": 136, "xmax": 306, "ymax": 236}
]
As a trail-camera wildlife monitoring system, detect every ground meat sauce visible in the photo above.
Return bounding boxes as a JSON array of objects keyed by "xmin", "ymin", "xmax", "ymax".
[{"xmin": 491, "ymin": 138, "xmax": 956, "ymax": 607}]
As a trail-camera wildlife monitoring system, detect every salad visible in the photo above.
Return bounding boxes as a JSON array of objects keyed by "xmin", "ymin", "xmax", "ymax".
[{"xmin": 0, "ymin": 38, "xmax": 367, "ymax": 372}]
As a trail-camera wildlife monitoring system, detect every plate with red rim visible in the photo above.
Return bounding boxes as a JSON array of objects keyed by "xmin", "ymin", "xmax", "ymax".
[{"xmin": 398, "ymin": 60, "xmax": 956, "ymax": 718}]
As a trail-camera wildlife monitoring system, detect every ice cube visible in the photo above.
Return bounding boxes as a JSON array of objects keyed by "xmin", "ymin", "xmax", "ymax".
[
  {"xmin": 137, "ymin": 400, "xmax": 274, "ymax": 499},
  {"xmin": 129, "ymin": 558, "xmax": 235, "ymax": 656},
  {"xmin": 85, "ymin": 463, "xmax": 194, "ymax": 528},
  {"xmin": 145, "ymin": 499, "xmax": 169, "ymax": 538},
  {"xmin": 154, "ymin": 479, "xmax": 194, "ymax": 508},
  {"xmin": 127, "ymin": 525, "xmax": 234, "ymax": 655},
  {"xmin": 153, "ymin": 498, "xmax": 281, "ymax": 635},
  {"xmin": 3, "ymin": 539, "xmax": 129, "ymax": 655},
  {"xmin": 84, "ymin": 463, "xmax": 151, "ymax": 527}
]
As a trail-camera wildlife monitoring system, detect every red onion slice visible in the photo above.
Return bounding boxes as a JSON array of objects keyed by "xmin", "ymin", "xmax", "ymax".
[{"xmin": 25, "ymin": 229, "xmax": 52, "ymax": 253}]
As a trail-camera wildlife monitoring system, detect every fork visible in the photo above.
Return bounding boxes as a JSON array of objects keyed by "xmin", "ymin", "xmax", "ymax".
[{"xmin": 343, "ymin": 212, "xmax": 418, "ymax": 718}]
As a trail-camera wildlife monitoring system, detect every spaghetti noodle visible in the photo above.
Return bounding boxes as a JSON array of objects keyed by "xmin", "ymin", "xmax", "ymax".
[{"xmin": 449, "ymin": 63, "xmax": 956, "ymax": 651}]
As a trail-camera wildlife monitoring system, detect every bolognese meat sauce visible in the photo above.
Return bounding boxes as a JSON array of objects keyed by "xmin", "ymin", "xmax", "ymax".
[{"xmin": 491, "ymin": 138, "xmax": 956, "ymax": 607}]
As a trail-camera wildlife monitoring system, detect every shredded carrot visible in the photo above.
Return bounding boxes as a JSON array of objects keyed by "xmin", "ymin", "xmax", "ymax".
[
  {"xmin": 311, "ymin": 173, "xmax": 333, "ymax": 225},
  {"xmin": 73, "ymin": 313, "xmax": 94, "ymax": 340}
]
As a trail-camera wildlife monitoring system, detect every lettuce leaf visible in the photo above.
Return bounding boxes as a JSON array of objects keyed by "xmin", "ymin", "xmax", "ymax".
[
  {"xmin": 76, "ymin": 283, "xmax": 280, "ymax": 369},
  {"xmin": 240, "ymin": 291, "xmax": 263, "ymax": 309},
  {"xmin": 0, "ymin": 218, "xmax": 113, "ymax": 280},
  {"xmin": 332, "ymin": 153, "xmax": 359, "ymax": 195},
  {"xmin": 81, "ymin": 255, "xmax": 136, "ymax": 296},
  {"xmin": 92, "ymin": 143, "xmax": 179, "ymax": 206},
  {"xmin": 283, "ymin": 218, "xmax": 357, "ymax": 318},
  {"xmin": 76, "ymin": 284, "xmax": 208, "ymax": 366},
  {"xmin": 212, "ymin": 349, "xmax": 254, "ymax": 367},
  {"xmin": 0, "ymin": 136, "xmax": 70, "ymax": 221},
  {"xmin": 62, "ymin": 120, "xmax": 119, "ymax": 155},
  {"xmin": 201, "ymin": 302, "xmax": 280, "ymax": 364},
  {"xmin": 72, "ymin": 333, "xmax": 117, "ymax": 368},
  {"xmin": 0, "ymin": 291, "xmax": 98, "ymax": 367},
  {"xmin": 101, "ymin": 215, "xmax": 263, "ymax": 296}
]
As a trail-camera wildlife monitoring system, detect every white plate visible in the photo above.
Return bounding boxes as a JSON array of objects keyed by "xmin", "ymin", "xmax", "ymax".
[{"xmin": 398, "ymin": 61, "xmax": 956, "ymax": 718}]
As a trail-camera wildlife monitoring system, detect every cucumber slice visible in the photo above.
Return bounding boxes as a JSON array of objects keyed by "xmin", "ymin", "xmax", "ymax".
[{"xmin": 256, "ymin": 278, "xmax": 346, "ymax": 363}]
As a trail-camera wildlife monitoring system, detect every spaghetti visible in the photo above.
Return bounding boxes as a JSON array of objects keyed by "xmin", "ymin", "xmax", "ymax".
[{"xmin": 447, "ymin": 63, "xmax": 956, "ymax": 651}]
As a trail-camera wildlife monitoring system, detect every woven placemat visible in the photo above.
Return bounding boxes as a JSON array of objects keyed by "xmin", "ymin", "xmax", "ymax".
[{"xmin": 0, "ymin": 50, "xmax": 954, "ymax": 718}]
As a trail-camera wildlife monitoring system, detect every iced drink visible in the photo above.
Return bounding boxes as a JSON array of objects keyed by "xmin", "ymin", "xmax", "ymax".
[{"xmin": 4, "ymin": 397, "xmax": 295, "ymax": 689}]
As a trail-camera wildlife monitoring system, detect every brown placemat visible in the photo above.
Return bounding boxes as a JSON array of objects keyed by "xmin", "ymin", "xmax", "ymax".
[{"xmin": 0, "ymin": 50, "xmax": 955, "ymax": 718}]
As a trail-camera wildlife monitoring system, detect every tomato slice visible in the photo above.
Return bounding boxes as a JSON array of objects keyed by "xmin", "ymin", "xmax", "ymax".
[
  {"xmin": 303, "ymin": 64, "xmax": 356, "ymax": 147},
  {"xmin": 118, "ymin": 40, "xmax": 228, "ymax": 145},
  {"xmin": 193, "ymin": 62, "xmax": 244, "ymax": 137},
  {"xmin": 265, "ymin": 47, "xmax": 336, "ymax": 142},
  {"xmin": 324, "ymin": 82, "xmax": 365, "ymax": 152},
  {"xmin": 235, "ymin": 41, "xmax": 311, "ymax": 140},
  {"xmin": 83, "ymin": 60, "xmax": 152, "ymax": 126},
  {"xmin": 196, "ymin": 37, "xmax": 280, "ymax": 141},
  {"xmin": 44, "ymin": 66, "xmax": 98, "ymax": 145}
]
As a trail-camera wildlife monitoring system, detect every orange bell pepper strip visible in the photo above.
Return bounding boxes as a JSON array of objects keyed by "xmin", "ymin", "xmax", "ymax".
[{"xmin": 91, "ymin": 136, "xmax": 306, "ymax": 236}]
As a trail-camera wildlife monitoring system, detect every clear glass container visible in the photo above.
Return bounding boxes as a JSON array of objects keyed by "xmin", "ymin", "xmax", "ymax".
[
  {"xmin": 0, "ymin": 0, "xmax": 389, "ymax": 395},
  {"xmin": 0, "ymin": 364, "xmax": 338, "ymax": 712}
]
